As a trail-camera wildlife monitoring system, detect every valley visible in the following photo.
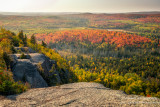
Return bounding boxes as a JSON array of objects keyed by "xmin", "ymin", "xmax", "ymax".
[{"xmin": 0, "ymin": 12, "xmax": 160, "ymax": 106}]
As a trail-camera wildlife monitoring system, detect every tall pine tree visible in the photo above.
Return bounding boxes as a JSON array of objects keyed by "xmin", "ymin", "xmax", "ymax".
[
  {"xmin": 18, "ymin": 30, "xmax": 24, "ymax": 40},
  {"xmin": 30, "ymin": 34, "xmax": 36, "ymax": 44},
  {"xmin": 23, "ymin": 34, "xmax": 27, "ymax": 46}
]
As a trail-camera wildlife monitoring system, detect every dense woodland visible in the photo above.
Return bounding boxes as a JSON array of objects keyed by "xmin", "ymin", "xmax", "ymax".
[
  {"xmin": 0, "ymin": 13, "xmax": 160, "ymax": 98},
  {"xmin": 38, "ymin": 29, "xmax": 160, "ymax": 98},
  {"xmin": 0, "ymin": 13, "xmax": 160, "ymax": 35}
]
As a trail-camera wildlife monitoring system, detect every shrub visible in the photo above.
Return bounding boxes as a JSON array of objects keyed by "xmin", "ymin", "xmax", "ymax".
[
  {"xmin": 19, "ymin": 53, "xmax": 29, "ymax": 59},
  {"xmin": 12, "ymin": 36, "xmax": 20, "ymax": 47},
  {"xmin": 0, "ymin": 70, "xmax": 27, "ymax": 95},
  {"xmin": 2, "ymin": 52, "xmax": 11, "ymax": 70}
]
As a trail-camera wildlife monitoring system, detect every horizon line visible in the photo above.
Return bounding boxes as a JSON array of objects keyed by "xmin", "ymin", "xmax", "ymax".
[{"xmin": 0, "ymin": 10, "xmax": 160, "ymax": 14}]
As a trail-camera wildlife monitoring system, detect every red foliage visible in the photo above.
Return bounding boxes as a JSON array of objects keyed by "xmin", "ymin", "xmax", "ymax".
[
  {"xmin": 147, "ymin": 95, "xmax": 151, "ymax": 97},
  {"xmin": 135, "ymin": 14, "xmax": 160, "ymax": 23},
  {"xmin": 36, "ymin": 29, "xmax": 152, "ymax": 48}
]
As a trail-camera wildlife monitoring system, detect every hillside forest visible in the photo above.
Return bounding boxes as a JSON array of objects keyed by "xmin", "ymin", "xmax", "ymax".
[{"xmin": 0, "ymin": 13, "xmax": 160, "ymax": 98}]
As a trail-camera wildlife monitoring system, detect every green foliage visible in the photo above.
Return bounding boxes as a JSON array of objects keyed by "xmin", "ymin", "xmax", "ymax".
[
  {"xmin": 42, "ymin": 40, "xmax": 47, "ymax": 47},
  {"xmin": 30, "ymin": 34, "xmax": 36, "ymax": 44},
  {"xmin": 23, "ymin": 34, "xmax": 27, "ymax": 46},
  {"xmin": 17, "ymin": 30, "xmax": 28, "ymax": 46},
  {"xmin": 11, "ymin": 36, "xmax": 20, "ymax": 47},
  {"xmin": 18, "ymin": 30, "xmax": 24, "ymax": 40},
  {"xmin": 64, "ymin": 51, "xmax": 160, "ymax": 97},
  {"xmin": 0, "ymin": 28, "xmax": 28, "ymax": 95},
  {"xmin": 0, "ymin": 70, "xmax": 27, "ymax": 95},
  {"xmin": 19, "ymin": 53, "xmax": 28, "ymax": 59},
  {"xmin": 10, "ymin": 46, "xmax": 16, "ymax": 53},
  {"xmin": 2, "ymin": 52, "xmax": 11, "ymax": 70},
  {"xmin": 71, "ymin": 65, "xmax": 159, "ymax": 96},
  {"xmin": 28, "ymin": 41, "xmax": 70, "ymax": 74},
  {"xmin": 28, "ymin": 39, "xmax": 73, "ymax": 84},
  {"xmin": 37, "ymin": 63, "xmax": 58, "ymax": 86}
]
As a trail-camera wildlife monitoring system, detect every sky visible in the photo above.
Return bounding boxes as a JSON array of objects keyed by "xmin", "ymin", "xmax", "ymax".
[{"xmin": 0, "ymin": 0, "xmax": 160, "ymax": 13}]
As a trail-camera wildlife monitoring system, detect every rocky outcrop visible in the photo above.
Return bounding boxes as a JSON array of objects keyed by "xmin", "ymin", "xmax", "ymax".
[
  {"xmin": 0, "ymin": 82, "xmax": 159, "ymax": 107},
  {"xmin": 10, "ymin": 47, "xmax": 69, "ymax": 88},
  {"xmin": 12, "ymin": 59, "xmax": 48, "ymax": 88}
]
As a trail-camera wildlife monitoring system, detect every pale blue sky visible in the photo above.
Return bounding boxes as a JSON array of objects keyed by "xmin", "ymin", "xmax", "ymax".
[{"xmin": 0, "ymin": 0, "xmax": 160, "ymax": 13}]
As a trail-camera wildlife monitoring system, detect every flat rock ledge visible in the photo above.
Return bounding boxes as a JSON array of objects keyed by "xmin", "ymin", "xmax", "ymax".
[{"xmin": 0, "ymin": 82, "xmax": 160, "ymax": 107}]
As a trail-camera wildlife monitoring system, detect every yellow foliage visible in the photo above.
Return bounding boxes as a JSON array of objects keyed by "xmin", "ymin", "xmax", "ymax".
[{"xmin": 0, "ymin": 38, "xmax": 12, "ymax": 54}]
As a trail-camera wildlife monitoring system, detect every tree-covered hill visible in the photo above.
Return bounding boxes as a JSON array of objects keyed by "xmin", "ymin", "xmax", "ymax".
[
  {"xmin": 0, "ymin": 13, "xmax": 160, "ymax": 98},
  {"xmin": 35, "ymin": 29, "xmax": 160, "ymax": 98}
]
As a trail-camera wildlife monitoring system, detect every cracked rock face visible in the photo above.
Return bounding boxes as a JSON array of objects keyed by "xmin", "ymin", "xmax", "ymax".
[
  {"xmin": 10, "ymin": 47, "xmax": 62, "ymax": 88},
  {"xmin": 0, "ymin": 82, "xmax": 160, "ymax": 107},
  {"xmin": 12, "ymin": 59, "xmax": 48, "ymax": 88}
]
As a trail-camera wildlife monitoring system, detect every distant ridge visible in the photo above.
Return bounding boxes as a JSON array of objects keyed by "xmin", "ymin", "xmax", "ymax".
[
  {"xmin": 0, "ymin": 11, "xmax": 160, "ymax": 16},
  {"xmin": 0, "ymin": 12, "xmax": 81, "ymax": 16},
  {"xmin": 124, "ymin": 11, "xmax": 160, "ymax": 14}
]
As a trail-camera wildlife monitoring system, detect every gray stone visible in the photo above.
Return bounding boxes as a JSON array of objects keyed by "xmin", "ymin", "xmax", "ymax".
[
  {"xmin": 10, "ymin": 47, "xmax": 69, "ymax": 88},
  {"xmin": 0, "ymin": 82, "xmax": 159, "ymax": 107},
  {"xmin": 12, "ymin": 59, "xmax": 48, "ymax": 88}
]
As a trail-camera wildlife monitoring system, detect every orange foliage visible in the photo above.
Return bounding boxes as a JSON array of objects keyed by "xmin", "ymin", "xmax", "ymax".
[
  {"xmin": 147, "ymin": 95, "xmax": 151, "ymax": 97},
  {"xmin": 135, "ymin": 14, "xmax": 160, "ymax": 23},
  {"xmin": 36, "ymin": 29, "xmax": 152, "ymax": 48}
]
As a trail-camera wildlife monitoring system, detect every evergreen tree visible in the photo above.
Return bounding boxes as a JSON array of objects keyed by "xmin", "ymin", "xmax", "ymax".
[
  {"xmin": 42, "ymin": 40, "xmax": 47, "ymax": 47},
  {"xmin": 2, "ymin": 52, "xmax": 11, "ymax": 70},
  {"xmin": 102, "ymin": 37, "xmax": 105, "ymax": 43},
  {"xmin": 18, "ymin": 30, "xmax": 24, "ymax": 40},
  {"xmin": 30, "ymin": 34, "xmax": 36, "ymax": 44},
  {"xmin": 23, "ymin": 34, "xmax": 27, "ymax": 46}
]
